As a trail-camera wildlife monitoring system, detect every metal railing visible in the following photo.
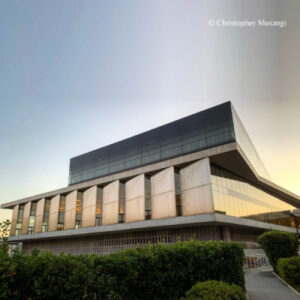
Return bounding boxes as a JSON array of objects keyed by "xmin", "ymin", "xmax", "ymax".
[{"xmin": 244, "ymin": 254, "xmax": 270, "ymax": 270}]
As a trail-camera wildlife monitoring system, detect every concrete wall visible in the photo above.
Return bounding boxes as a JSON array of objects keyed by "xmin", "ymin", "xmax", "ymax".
[
  {"xmin": 82, "ymin": 186, "xmax": 102, "ymax": 228},
  {"xmin": 180, "ymin": 158, "xmax": 214, "ymax": 216},
  {"xmin": 64, "ymin": 191, "xmax": 81, "ymax": 230},
  {"xmin": 34, "ymin": 198, "xmax": 45, "ymax": 233},
  {"xmin": 21, "ymin": 202, "xmax": 31, "ymax": 235},
  {"xmin": 48, "ymin": 195, "xmax": 60, "ymax": 232},
  {"xmin": 10, "ymin": 205, "xmax": 19, "ymax": 236},
  {"xmin": 102, "ymin": 180, "xmax": 120, "ymax": 225},
  {"xmin": 151, "ymin": 167, "xmax": 176, "ymax": 219},
  {"xmin": 125, "ymin": 174, "xmax": 145, "ymax": 223}
]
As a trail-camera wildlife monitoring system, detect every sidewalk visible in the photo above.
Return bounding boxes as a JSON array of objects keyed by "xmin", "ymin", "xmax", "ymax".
[{"xmin": 245, "ymin": 268, "xmax": 300, "ymax": 300}]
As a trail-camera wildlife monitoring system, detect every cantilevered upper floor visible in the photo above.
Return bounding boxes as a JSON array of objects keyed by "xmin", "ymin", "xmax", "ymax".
[{"xmin": 68, "ymin": 102, "xmax": 270, "ymax": 186}]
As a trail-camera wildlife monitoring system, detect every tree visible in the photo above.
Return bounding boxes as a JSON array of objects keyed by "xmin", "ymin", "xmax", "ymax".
[{"xmin": 0, "ymin": 219, "xmax": 11, "ymax": 256}]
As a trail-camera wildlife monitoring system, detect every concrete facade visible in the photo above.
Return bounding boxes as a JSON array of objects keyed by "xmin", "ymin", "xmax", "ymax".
[
  {"xmin": 180, "ymin": 158, "xmax": 214, "ymax": 216},
  {"xmin": 10, "ymin": 204, "xmax": 19, "ymax": 236},
  {"xmin": 10, "ymin": 205, "xmax": 19, "ymax": 235},
  {"xmin": 48, "ymin": 195, "xmax": 61, "ymax": 232},
  {"xmin": 151, "ymin": 167, "xmax": 176, "ymax": 219},
  {"xmin": 21, "ymin": 201, "xmax": 31, "ymax": 235},
  {"xmin": 82, "ymin": 186, "xmax": 102, "ymax": 228},
  {"xmin": 65, "ymin": 191, "xmax": 83, "ymax": 230},
  {"xmin": 34, "ymin": 198, "xmax": 45, "ymax": 233},
  {"xmin": 102, "ymin": 180, "xmax": 120, "ymax": 225},
  {"xmin": 125, "ymin": 174, "xmax": 145, "ymax": 223}
]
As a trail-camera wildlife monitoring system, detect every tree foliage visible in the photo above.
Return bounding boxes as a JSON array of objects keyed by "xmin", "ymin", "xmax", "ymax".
[
  {"xmin": 258, "ymin": 230, "xmax": 298, "ymax": 272},
  {"xmin": 0, "ymin": 240, "xmax": 244, "ymax": 299}
]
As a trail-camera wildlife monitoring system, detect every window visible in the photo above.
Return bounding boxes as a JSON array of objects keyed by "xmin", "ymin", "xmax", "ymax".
[
  {"xmin": 145, "ymin": 177, "xmax": 151, "ymax": 220},
  {"xmin": 28, "ymin": 202, "xmax": 37, "ymax": 234},
  {"xmin": 119, "ymin": 183, "xmax": 125, "ymax": 223},
  {"xmin": 75, "ymin": 193, "xmax": 83, "ymax": 229},
  {"xmin": 42, "ymin": 199, "xmax": 51, "ymax": 232},
  {"xmin": 175, "ymin": 171, "xmax": 182, "ymax": 216},
  {"xmin": 57, "ymin": 197, "xmax": 66, "ymax": 231},
  {"xmin": 15, "ymin": 205, "xmax": 24, "ymax": 236},
  {"xmin": 96, "ymin": 188, "xmax": 102, "ymax": 226}
]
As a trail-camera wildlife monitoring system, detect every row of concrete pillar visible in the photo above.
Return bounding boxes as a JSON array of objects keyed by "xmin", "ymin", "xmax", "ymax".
[{"xmin": 10, "ymin": 158, "xmax": 214, "ymax": 236}]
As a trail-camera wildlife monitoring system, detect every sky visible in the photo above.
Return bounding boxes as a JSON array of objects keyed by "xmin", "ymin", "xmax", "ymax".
[{"xmin": 0, "ymin": 0, "xmax": 299, "ymax": 222}]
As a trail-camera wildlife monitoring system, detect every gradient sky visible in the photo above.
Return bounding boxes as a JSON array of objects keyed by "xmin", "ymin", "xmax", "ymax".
[{"xmin": 1, "ymin": 0, "xmax": 299, "ymax": 222}]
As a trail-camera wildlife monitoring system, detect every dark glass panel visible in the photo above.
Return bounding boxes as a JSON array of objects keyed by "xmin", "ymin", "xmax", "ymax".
[{"xmin": 69, "ymin": 102, "xmax": 235, "ymax": 185}]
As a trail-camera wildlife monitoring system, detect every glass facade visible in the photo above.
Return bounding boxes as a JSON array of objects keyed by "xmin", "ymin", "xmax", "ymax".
[
  {"xmin": 28, "ymin": 202, "xmax": 37, "ymax": 234},
  {"xmin": 69, "ymin": 102, "xmax": 235, "ymax": 185},
  {"xmin": 15, "ymin": 205, "xmax": 24, "ymax": 236},
  {"xmin": 211, "ymin": 164, "xmax": 298, "ymax": 228},
  {"xmin": 231, "ymin": 105, "xmax": 270, "ymax": 180}
]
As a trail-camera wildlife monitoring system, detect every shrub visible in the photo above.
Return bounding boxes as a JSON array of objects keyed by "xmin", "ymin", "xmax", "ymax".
[
  {"xmin": 184, "ymin": 280, "xmax": 246, "ymax": 300},
  {"xmin": 257, "ymin": 230, "xmax": 298, "ymax": 272},
  {"xmin": 0, "ymin": 241, "xmax": 245, "ymax": 299},
  {"xmin": 277, "ymin": 256, "xmax": 300, "ymax": 286}
]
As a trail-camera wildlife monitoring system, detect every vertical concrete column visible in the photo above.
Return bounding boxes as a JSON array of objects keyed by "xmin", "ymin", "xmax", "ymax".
[
  {"xmin": 64, "ymin": 190, "xmax": 80, "ymax": 230},
  {"xmin": 222, "ymin": 226, "xmax": 231, "ymax": 241},
  {"xmin": 48, "ymin": 195, "xmax": 60, "ymax": 232},
  {"xmin": 82, "ymin": 186, "xmax": 102, "ymax": 228},
  {"xmin": 21, "ymin": 202, "xmax": 31, "ymax": 235},
  {"xmin": 125, "ymin": 174, "xmax": 145, "ymax": 223},
  {"xmin": 10, "ymin": 205, "xmax": 19, "ymax": 236},
  {"xmin": 180, "ymin": 158, "xmax": 214, "ymax": 216},
  {"xmin": 102, "ymin": 180, "xmax": 120, "ymax": 225},
  {"xmin": 34, "ymin": 198, "xmax": 45, "ymax": 233},
  {"xmin": 151, "ymin": 167, "xmax": 176, "ymax": 219}
]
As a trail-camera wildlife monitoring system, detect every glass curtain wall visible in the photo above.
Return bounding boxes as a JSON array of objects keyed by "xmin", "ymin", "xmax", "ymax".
[
  {"xmin": 15, "ymin": 205, "xmax": 24, "ymax": 236},
  {"xmin": 231, "ymin": 105, "xmax": 270, "ymax": 180},
  {"xmin": 211, "ymin": 164, "xmax": 297, "ymax": 228},
  {"xmin": 69, "ymin": 102, "xmax": 235, "ymax": 185}
]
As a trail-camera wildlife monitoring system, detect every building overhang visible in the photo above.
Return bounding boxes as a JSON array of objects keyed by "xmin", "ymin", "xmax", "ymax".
[
  {"xmin": 209, "ymin": 144, "xmax": 300, "ymax": 207},
  {"xmin": 8, "ymin": 213, "xmax": 297, "ymax": 243}
]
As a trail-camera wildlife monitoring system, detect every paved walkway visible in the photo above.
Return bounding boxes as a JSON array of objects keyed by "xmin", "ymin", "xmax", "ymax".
[{"xmin": 245, "ymin": 269, "xmax": 300, "ymax": 300}]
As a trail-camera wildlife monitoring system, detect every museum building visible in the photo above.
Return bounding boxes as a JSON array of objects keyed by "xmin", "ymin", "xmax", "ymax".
[{"xmin": 2, "ymin": 102, "xmax": 300, "ymax": 255}]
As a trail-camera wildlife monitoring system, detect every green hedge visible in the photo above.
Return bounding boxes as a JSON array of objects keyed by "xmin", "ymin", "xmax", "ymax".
[
  {"xmin": 257, "ymin": 230, "xmax": 298, "ymax": 272},
  {"xmin": 0, "ymin": 241, "xmax": 244, "ymax": 300},
  {"xmin": 184, "ymin": 280, "xmax": 246, "ymax": 300},
  {"xmin": 277, "ymin": 256, "xmax": 300, "ymax": 286}
]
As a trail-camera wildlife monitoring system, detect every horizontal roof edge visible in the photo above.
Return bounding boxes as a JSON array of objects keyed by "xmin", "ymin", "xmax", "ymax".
[
  {"xmin": 1, "ymin": 143, "xmax": 237, "ymax": 209},
  {"xmin": 235, "ymin": 144, "xmax": 300, "ymax": 206}
]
